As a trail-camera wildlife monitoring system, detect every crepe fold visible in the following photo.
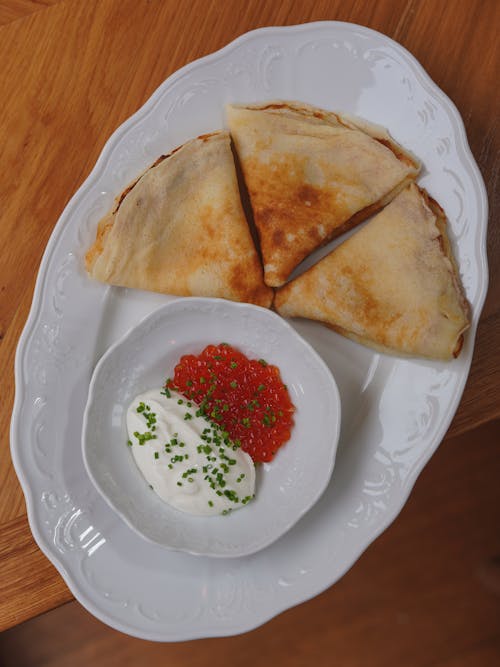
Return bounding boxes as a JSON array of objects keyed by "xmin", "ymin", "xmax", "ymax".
[
  {"xmin": 85, "ymin": 131, "xmax": 272, "ymax": 307},
  {"xmin": 274, "ymin": 184, "xmax": 470, "ymax": 360},
  {"xmin": 227, "ymin": 101, "xmax": 420, "ymax": 287}
]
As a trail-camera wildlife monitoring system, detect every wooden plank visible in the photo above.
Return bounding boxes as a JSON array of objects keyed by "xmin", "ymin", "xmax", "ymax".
[
  {"xmin": 0, "ymin": 0, "xmax": 61, "ymax": 26},
  {"xmin": 0, "ymin": 514, "xmax": 72, "ymax": 631},
  {"xmin": 448, "ymin": 311, "xmax": 500, "ymax": 438}
]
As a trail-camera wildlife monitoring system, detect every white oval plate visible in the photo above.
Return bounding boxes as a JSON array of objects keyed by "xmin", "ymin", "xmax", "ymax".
[
  {"xmin": 82, "ymin": 298, "xmax": 340, "ymax": 557},
  {"xmin": 11, "ymin": 22, "xmax": 487, "ymax": 640}
]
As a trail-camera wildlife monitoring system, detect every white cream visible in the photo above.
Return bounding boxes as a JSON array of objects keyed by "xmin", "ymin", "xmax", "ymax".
[{"xmin": 126, "ymin": 388, "xmax": 255, "ymax": 516}]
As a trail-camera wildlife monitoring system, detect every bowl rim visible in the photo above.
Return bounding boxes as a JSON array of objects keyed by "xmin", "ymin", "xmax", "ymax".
[{"xmin": 81, "ymin": 296, "xmax": 342, "ymax": 557}]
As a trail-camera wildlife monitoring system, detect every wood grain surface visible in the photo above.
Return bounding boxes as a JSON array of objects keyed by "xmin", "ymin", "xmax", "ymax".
[{"xmin": 0, "ymin": 0, "xmax": 498, "ymax": 660}]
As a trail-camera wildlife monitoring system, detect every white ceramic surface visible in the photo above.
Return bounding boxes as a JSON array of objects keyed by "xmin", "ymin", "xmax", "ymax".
[
  {"xmin": 82, "ymin": 298, "xmax": 340, "ymax": 557},
  {"xmin": 10, "ymin": 22, "xmax": 488, "ymax": 640}
]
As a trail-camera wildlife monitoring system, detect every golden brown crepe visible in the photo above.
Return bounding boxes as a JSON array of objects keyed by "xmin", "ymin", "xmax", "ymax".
[
  {"xmin": 85, "ymin": 131, "xmax": 272, "ymax": 307},
  {"xmin": 274, "ymin": 184, "xmax": 470, "ymax": 360},
  {"xmin": 227, "ymin": 101, "xmax": 420, "ymax": 287}
]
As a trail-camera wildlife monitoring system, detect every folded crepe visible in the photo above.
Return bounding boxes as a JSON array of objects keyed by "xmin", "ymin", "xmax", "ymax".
[
  {"xmin": 274, "ymin": 184, "xmax": 470, "ymax": 360},
  {"xmin": 227, "ymin": 101, "xmax": 420, "ymax": 287},
  {"xmin": 85, "ymin": 131, "xmax": 273, "ymax": 307}
]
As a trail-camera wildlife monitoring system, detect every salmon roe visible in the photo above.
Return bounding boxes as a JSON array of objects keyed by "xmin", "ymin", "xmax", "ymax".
[{"xmin": 168, "ymin": 343, "xmax": 295, "ymax": 463}]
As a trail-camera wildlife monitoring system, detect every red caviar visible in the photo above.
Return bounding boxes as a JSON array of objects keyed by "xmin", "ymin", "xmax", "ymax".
[{"xmin": 169, "ymin": 343, "xmax": 295, "ymax": 463}]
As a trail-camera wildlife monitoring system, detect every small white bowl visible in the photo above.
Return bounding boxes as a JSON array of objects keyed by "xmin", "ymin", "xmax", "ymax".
[{"xmin": 82, "ymin": 298, "xmax": 341, "ymax": 557}]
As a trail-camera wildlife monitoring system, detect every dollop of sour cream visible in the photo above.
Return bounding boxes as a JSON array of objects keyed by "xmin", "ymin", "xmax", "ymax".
[{"xmin": 126, "ymin": 388, "xmax": 255, "ymax": 516}]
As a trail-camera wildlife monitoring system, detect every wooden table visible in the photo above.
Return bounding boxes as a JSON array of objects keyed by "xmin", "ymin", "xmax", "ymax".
[{"xmin": 0, "ymin": 0, "xmax": 499, "ymax": 663}]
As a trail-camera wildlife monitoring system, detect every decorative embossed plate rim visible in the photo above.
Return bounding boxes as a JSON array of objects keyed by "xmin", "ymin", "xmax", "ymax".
[
  {"xmin": 11, "ymin": 21, "xmax": 488, "ymax": 641},
  {"xmin": 82, "ymin": 298, "xmax": 341, "ymax": 557}
]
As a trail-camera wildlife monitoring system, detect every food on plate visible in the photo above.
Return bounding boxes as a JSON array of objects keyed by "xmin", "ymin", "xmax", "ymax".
[
  {"xmin": 226, "ymin": 100, "xmax": 420, "ymax": 287},
  {"xmin": 170, "ymin": 343, "xmax": 295, "ymax": 463},
  {"xmin": 85, "ymin": 131, "xmax": 272, "ymax": 307},
  {"xmin": 85, "ymin": 100, "xmax": 468, "ymax": 361},
  {"xmin": 127, "ymin": 388, "xmax": 255, "ymax": 516},
  {"xmin": 126, "ymin": 343, "xmax": 295, "ymax": 516},
  {"xmin": 274, "ymin": 184, "xmax": 470, "ymax": 360}
]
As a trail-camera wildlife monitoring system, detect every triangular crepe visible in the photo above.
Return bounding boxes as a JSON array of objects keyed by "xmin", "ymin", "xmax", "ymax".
[
  {"xmin": 227, "ymin": 101, "xmax": 420, "ymax": 287},
  {"xmin": 274, "ymin": 184, "xmax": 469, "ymax": 359},
  {"xmin": 85, "ymin": 131, "xmax": 273, "ymax": 307}
]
